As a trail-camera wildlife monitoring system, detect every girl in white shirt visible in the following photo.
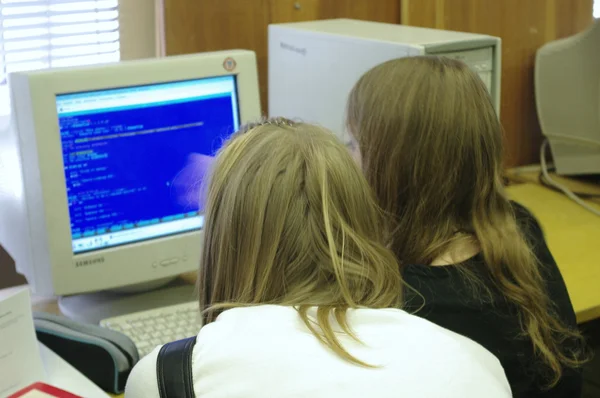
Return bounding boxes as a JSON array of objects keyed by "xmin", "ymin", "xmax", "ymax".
[{"xmin": 125, "ymin": 118, "xmax": 512, "ymax": 398}]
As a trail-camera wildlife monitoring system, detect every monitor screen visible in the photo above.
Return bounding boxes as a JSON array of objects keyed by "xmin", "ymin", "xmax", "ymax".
[{"xmin": 57, "ymin": 76, "xmax": 240, "ymax": 254}]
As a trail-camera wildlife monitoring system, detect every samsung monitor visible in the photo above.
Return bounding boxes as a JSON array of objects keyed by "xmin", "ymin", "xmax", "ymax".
[{"xmin": 0, "ymin": 50, "xmax": 261, "ymax": 321}]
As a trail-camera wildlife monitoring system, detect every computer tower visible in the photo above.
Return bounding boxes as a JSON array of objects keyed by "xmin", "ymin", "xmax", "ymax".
[{"xmin": 269, "ymin": 19, "xmax": 501, "ymax": 143}]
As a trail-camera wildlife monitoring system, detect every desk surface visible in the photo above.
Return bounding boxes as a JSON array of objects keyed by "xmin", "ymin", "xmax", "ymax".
[
  {"xmin": 506, "ymin": 169, "xmax": 600, "ymax": 323},
  {"xmin": 29, "ymin": 272, "xmax": 196, "ymax": 398},
  {"xmin": 30, "ymin": 272, "xmax": 196, "ymax": 397}
]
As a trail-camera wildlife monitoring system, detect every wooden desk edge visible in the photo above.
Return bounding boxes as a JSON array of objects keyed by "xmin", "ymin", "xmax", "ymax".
[
  {"xmin": 505, "ymin": 171, "xmax": 600, "ymax": 325},
  {"xmin": 577, "ymin": 308, "xmax": 600, "ymax": 325}
]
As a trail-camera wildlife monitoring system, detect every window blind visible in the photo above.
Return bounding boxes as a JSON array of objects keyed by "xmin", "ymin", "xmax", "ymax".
[{"xmin": 0, "ymin": 0, "xmax": 120, "ymax": 88}]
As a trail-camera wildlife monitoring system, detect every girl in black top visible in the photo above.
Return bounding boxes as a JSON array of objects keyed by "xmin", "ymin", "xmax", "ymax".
[{"xmin": 345, "ymin": 56, "xmax": 586, "ymax": 398}]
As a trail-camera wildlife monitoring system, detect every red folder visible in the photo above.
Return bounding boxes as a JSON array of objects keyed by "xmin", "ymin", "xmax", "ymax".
[{"xmin": 7, "ymin": 382, "xmax": 83, "ymax": 398}]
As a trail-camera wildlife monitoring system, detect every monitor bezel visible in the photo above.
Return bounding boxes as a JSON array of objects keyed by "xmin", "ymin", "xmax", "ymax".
[{"xmin": 11, "ymin": 50, "xmax": 261, "ymax": 295}]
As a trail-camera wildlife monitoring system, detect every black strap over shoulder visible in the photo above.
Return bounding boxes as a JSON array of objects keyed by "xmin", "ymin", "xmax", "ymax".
[{"xmin": 157, "ymin": 336, "xmax": 197, "ymax": 398}]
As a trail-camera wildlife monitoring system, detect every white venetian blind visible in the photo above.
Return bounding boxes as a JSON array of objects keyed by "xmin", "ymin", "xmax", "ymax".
[{"xmin": 0, "ymin": 0, "xmax": 120, "ymax": 90}]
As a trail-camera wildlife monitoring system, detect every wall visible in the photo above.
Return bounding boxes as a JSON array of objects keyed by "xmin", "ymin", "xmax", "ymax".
[
  {"xmin": 163, "ymin": 0, "xmax": 594, "ymax": 166},
  {"xmin": 162, "ymin": 0, "xmax": 400, "ymax": 114},
  {"xmin": 401, "ymin": 0, "xmax": 595, "ymax": 167}
]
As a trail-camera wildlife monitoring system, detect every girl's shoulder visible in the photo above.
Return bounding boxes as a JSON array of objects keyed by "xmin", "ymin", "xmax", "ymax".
[{"xmin": 510, "ymin": 201, "xmax": 545, "ymax": 240}]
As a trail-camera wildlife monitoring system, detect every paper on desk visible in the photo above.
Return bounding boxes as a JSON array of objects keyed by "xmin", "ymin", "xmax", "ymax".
[{"xmin": 0, "ymin": 288, "xmax": 45, "ymax": 397}]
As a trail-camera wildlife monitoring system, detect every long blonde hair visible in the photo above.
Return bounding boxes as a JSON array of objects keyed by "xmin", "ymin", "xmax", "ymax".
[
  {"xmin": 346, "ymin": 56, "xmax": 584, "ymax": 385},
  {"xmin": 198, "ymin": 118, "xmax": 402, "ymax": 366}
]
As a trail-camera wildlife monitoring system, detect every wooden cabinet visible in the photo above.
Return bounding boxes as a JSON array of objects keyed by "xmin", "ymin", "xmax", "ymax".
[
  {"xmin": 163, "ymin": 0, "xmax": 594, "ymax": 166},
  {"xmin": 163, "ymin": 0, "xmax": 399, "ymax": 114}
]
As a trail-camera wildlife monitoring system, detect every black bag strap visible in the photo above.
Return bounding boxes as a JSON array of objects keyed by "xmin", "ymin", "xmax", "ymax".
[{"xmin": 157, "ymin": 336, "xmax": 197, "ymax": 398}]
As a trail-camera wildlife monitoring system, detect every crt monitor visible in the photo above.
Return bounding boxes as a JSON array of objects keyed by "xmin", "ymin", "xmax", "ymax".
[
  {"xmin": 535, "ymin": 19, "xmax": 600, "ymax": 175},
  {"xmin": 0, "ymin": 50, "xmax": 261, "ymax": 316}
]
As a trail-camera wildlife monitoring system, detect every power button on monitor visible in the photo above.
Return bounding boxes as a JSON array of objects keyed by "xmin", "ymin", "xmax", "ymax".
[{"xmin": 160, "ymin": 258, "xmax": 180, "ymax": 267}]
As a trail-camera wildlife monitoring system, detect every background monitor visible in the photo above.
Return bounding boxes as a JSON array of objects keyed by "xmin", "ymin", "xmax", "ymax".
[
  {"xmin": 535, "ymin": 19, "xmax": 600, "ymax": 176},
  {"xmin": 0, "ymin": 51, "xmax": 261, "ymax": 313}
]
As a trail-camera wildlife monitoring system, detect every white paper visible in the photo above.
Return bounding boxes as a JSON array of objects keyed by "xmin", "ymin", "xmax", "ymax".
[
  {"xmin": 0, "ymin": 288, "xmax": 45, "ymax": 397},
  {"xmin": 17, "ymin": 391, "xmax": 54, "ymax": 398}
]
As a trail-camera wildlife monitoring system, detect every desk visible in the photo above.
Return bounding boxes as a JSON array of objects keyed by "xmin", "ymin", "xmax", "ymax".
[
  {"xmin": 506, "ymin": 168, "xmax": 600, "ymax": 323},
  {"xmin": 24, "ymin": 272, "xmax": 198, "ymax": 398}
]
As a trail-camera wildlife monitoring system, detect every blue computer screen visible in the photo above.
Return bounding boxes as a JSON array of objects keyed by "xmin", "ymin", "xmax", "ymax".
[{"xmin": 57, "ymin": 76, "xmax": 240, "ymax": 253}]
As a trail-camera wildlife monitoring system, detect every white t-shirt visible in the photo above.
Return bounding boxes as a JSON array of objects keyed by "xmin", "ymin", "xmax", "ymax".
[{"xmin": 125, "ymin": 305, "xmax": 511, "ymax": 398}]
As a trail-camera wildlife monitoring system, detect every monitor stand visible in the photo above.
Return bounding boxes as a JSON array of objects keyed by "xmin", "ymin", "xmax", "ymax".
[{"xmin": 58, "ymin": 277, "xmax": 197, "ymax": 324}]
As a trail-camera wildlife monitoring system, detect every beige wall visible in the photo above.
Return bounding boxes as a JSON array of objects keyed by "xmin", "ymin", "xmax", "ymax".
[{"xmin": 119, "ymin": 0, "xmax": 163, "ymax": 60}]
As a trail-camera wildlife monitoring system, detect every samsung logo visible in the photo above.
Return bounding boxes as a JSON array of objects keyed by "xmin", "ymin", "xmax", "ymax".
[
  {"xmin": 280, "ymin": 42, "xmax": 307, "ymax": 56},
  {"xmin": 76, "ymin": 257, "xmax": 105, "ymax": 267}
]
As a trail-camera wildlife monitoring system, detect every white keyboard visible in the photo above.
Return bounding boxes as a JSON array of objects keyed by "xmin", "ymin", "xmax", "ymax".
[{"xmin": 100, "ymin": 301, "xmax": 202, "ymax": 357}]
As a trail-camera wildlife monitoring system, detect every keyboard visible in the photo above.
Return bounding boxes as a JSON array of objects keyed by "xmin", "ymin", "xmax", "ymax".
[{"xmin": 100, "ymin": 301, "xmax": 202, "ymax": 357}]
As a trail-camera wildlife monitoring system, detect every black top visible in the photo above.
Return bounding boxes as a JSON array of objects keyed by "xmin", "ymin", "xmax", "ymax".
[{"xmin": 403, "ymin": 202, "xmax": 582, "ymax": 398}]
